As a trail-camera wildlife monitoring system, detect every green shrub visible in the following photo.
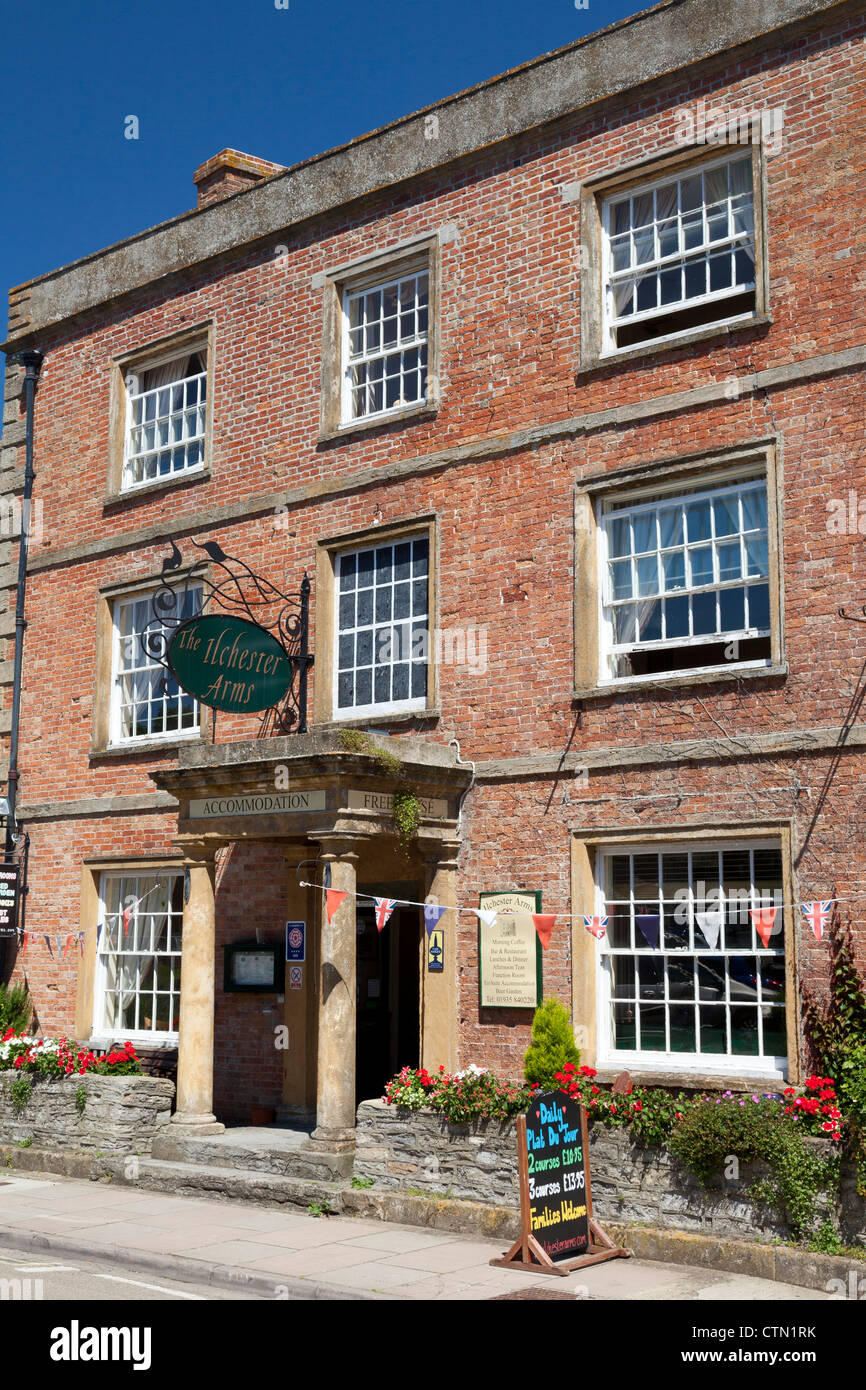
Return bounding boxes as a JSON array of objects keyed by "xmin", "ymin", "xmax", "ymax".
[
  {"xmin": 524, "ymin": 998, "xmax": 581, "ymax": 1090},
  {"xmin": 0, "ymin": 983, "xmax": 31, "ymax": 1035},
  {"xmin": 670, "ymin": 1094, "xmax": 840, "ymax": 1239},
  {"xmin": 803, "ymin": 926, "xmax": 866, "ymax": 1188},
  {"xmin": 9, "ymin": 1076, "xmax": 31, "ymax": 1111}
]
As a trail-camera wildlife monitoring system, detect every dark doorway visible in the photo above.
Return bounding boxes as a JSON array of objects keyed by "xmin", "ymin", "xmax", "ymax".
[{"xmin": 355, "ymin": 890, "xmax": 421, "ymax": 1103}]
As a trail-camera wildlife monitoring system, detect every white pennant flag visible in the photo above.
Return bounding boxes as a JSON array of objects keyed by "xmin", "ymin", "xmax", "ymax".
[
  {"xmin": 695, "ymin": 905, "xmax": 724, "ymax": 949},
  {"xmin": 470, "ymin": 909, "xmax": 498, "ymax": 928}
]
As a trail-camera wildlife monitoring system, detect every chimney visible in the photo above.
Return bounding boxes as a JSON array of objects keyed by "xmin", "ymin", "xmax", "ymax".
[{"xmin": 193, "ymin": 149, "xmax": 286, "ymax": 209}]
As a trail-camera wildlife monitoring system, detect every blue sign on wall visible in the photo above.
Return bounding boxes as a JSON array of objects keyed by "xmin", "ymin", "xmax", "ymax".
[{"xmin": 285, "ymin": 920, "xmax": 306, "ymax": 962}]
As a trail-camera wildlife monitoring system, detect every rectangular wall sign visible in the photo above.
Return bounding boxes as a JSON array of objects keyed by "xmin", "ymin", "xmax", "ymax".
[
  {"xmin": 347, "ymin": 790, "xmax": 448, "ymax": 819},
  {"xmin": 286, "ymin": 921, "xmax": 306, "ymax": 962},
  {"xmin": 478, "ymin": 890, "xmax": 543, "ymax": 1009},
  {"xmin": 188, "ymin": 790, "xmax": 326, "ymax": 819}
]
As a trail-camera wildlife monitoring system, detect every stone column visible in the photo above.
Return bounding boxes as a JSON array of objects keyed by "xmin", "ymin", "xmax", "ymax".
[
  {"xmin": 308, "ymin": 838, "xmax": 358, "ymax": 1151},
  {"xmin": 421, "ymin": 840, "xmax": 461, "ymax": 1073},
  {"xmin": 172, "ymin": 844, "xmax": 224, "ymax": 1136}
]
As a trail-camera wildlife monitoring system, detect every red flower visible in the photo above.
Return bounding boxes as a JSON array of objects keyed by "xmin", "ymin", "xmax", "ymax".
[{"xmin": 632, "ymin": 1101, "xmax": 643, "ymax": 1112}]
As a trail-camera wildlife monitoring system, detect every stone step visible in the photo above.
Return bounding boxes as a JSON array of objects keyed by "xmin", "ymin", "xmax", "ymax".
[
  {"xmin": 151, "ymin": 1125, "xmax": 353, "ymax": 1182},
  {"xmin": 113, "ymin": 1155, "xmax": 347, "ymax": 1212}
]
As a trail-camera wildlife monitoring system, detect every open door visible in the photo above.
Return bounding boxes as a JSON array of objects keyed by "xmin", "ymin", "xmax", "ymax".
[{"xmin": 355, "ymin": 899, "xmax": 421, "ymax": 1102}]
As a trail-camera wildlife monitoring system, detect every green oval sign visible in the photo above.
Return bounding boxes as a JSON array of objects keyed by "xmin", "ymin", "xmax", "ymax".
[{"xmin": 167, "ymin": 614, "xmax": 292, "ymax": 714}]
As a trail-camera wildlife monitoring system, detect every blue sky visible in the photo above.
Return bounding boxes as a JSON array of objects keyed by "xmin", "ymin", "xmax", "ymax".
[{"xmin": 0, "ymin": 0, "xmax": 645, "ymax": 299}]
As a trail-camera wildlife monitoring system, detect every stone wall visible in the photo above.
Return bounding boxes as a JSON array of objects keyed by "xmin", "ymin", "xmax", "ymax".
[
  {"xmin": 354, "ymin": 1100, "xmax": 854, "ymax": 1244},
  {"xmin": 0, "ymin": 1071, "xmax": 174, "ymax": 1154}
]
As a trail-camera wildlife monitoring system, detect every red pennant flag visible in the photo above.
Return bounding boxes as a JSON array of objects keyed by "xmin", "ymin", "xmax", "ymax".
[
  {"xmin": 325, "ymin": 889, "xmax": 348, "ymax": 924},
  {"xmin": 63, "ymin": 932, "xmax": 75, "ymax": 959},
  {"xmin": 19, "ymin": 931, "xmax": 27, "ymax": 956},
  {"xmin": 532, "ymin": 914, "xmax": 558, "ymax": 951},
  {"xmin": 123, "ymin": 906, "xmax": 132, "ymax": 937},
  {"xmin": 750, "ymin": 906, "xmax": 778, "ymax": 948}
]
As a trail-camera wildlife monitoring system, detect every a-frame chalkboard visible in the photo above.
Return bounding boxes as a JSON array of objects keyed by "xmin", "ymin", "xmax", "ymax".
[{"xmin": 490, "ymin": 1091, "xmax": 630, "ymax": 1277}]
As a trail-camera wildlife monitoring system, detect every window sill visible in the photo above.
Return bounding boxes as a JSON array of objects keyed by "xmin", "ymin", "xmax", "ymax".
[
  {"xmin": 577, "ymin": 310, "xmax": 772, "ymax": 377},
  {"xmin": 104, "ymin": 466, "xmax": 210, "ymax": 509},
  {"xmin": 315, "ymin": 707, "xmax": 441, "ymax": 733},
  {"xmin": 593, "ymin": 1066, "xmax": 787, "ymax": 1091},
  {"xmin": 87, "ymin": 1036, "xmax": 178, "ymax": 1051},
  {"xmin": 318, "ymin": 399, "xmax": 439, "ymax": 446},
  {"xmin": 573, "ymin": 661, "xmax": 787, "ymax": 702},
  {"xmin": 91, "ymin": 732, "xmax": 203, "ymax": 760}
]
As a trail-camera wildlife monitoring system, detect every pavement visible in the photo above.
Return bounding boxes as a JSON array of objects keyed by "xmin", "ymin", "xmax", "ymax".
[{"xmin": 0, "ymin": 1172, "xmax": 830, "ymax": 1301}]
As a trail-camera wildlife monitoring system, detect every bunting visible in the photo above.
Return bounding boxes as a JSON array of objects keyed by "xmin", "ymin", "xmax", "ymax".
[
  {"xmin": 325, "ymin": 889, "xmax": 347, "ymax": 924},
  {"xmin": 583, "ymin": 914, "xmax": 609, "ymax": 940},
  {"xmin": 802, "ymin": 901, "xmax": 832, "ymax": 941},
  {"xmin": 470, "ymin": 908, "xmax": 498, "ymax": 929},
  {"xmin": 373, "ymin": 897, "xmax": 397, "ymax": 932},
  {"xmin": 424, "ymin": 903, "xmax": 447, "ymax": 938},
  {"xmin": 695, "ymin": 905, "xmax": 724, "ymax": 950},
  {"xmin": 750, "ymin": 906, "xmax": 778, "ymax": 948},
  {"xmin": 531, "ymin": 914, "xmax": 558, "ymax": 951},
  {"xmin": 62, "ymin": 933, "xmax": 75, "ymax": 959},
  {"xmin": 636, "ymin": 912, "xmax": 660, "ymax": 949}
]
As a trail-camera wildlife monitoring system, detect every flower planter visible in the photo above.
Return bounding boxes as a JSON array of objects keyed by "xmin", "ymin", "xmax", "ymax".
[
  {"xmin": 0, "ymin": 1070, "xmax": 174, "ymax": 1155},
  {"xmin": 352, "ymin": 1099, "xmax": 850, "ymax": 1243}
]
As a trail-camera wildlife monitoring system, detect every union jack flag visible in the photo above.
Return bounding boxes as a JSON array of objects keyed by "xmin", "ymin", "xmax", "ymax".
[
  {"xmin": 801, "ymin": 901, "xmax": 833, "ymax": 941},
  {"xmin": 583, "ymin": 914, "xmax": 609, "ymax": 940},
  {"xmin": 374, "ymin": 897, "xmax": 398, "ymax": 932}
]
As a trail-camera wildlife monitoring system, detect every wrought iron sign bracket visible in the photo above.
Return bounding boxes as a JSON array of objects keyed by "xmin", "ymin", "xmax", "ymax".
[{"xmin": 142, "ymin": 538, "xmax": 314, "ymax": 734}]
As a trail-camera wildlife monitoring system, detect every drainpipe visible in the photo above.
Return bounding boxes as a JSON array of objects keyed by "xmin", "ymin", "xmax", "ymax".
[{"xmin": 5, "ymin": 348, "xmax": 43, "ymax": 858}]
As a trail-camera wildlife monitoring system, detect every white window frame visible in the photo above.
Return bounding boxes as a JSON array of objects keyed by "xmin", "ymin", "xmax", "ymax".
[
  {"xmin": 332, "ymin": 535, "xmax": 430, "ymax": 720},
  {"xmin": 600, "ymin": 151, "xmax": 757, "ymax": 357},
  {"xmin": 122, "ymin": 347, "xmax": 208, "ymax": 493},
  {"xmin": 109, "ymin": 585, "xmax": 202, "ymax": 747},
  {"xmin": 92, "ymin": 871, "xmax": 184, "ymax": 1044},
  {"xmin": 596, "ymin": 469, "xmax": 773, "ymax": 685},
  {"xmin": 340, "ymin": 263, "xmax": 430, "ymax": 427},
  {"xmin": 594, "ymin": 838, "xmax": 787, "ymax": 1081}
]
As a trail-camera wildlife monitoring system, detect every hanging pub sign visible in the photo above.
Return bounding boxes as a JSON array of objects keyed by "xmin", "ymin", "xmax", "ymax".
[
  {"xmin": 144, "ymin": 537, "xmax": 314, "ymax": 733},
  {"xmin": 491, "ymin": 1091, "xmax": 630, "ymax": 1277},
  {"xmin": 478, "ymin": 890, "xmax": 542, "ymax": 1009},
  {"xmin": 167, "ymin": 614, "xmax": 292, "ymax": 714},
  {"xmin": 0, "ymin": 864, "xmax": 21, "ymax": 937}
]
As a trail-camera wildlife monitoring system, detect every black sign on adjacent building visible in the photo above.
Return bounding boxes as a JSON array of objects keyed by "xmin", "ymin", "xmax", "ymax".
[
  {"xmin": 0, "ymin": 864, "xmax": 21, "ymax": 937},
  {"xmin": 491, "ymin": 1089, "xmax": 631, "ymax": 1277}
]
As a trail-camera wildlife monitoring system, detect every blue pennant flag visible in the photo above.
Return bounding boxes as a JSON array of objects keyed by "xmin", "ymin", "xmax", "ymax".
[
  {"xmin": 424, "ymin": 903, "xmax": 447, "ymax": 938},
  {"xmin": 636, "ymin": 913, "xmax": 661, "ymax": 949}
]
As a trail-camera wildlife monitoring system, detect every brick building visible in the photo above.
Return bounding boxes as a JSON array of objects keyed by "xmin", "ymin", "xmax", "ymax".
[{"xmin": 1, "ymin": 0, "xmax": 864, "ymax": 1148}]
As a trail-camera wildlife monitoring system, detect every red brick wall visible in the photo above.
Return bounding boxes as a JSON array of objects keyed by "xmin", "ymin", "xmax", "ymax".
[{"xmin": 6, "ymin": 9, "xmax": 866, "ymax": 1098}]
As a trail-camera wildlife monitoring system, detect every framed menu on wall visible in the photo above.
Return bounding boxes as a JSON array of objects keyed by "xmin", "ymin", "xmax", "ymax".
[{"xmin": 478, "ymin": 890, "xmax": 543, "ymax": 1010}]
